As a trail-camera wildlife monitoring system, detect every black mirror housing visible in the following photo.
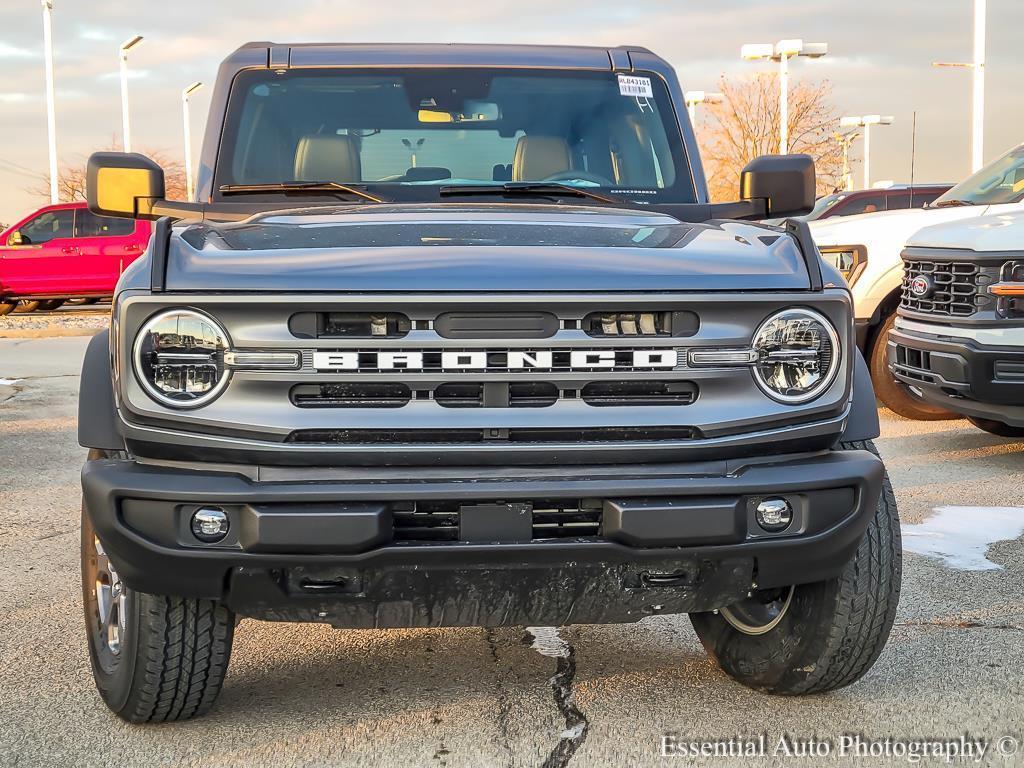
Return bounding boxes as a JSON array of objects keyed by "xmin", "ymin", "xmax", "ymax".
[
  {"xmin": 87, "ymin": 152, "xmax": 166, "ymax": 220},
  {"xmin": 740, "ymin": 154, "xmax": 815, "ymax": 219}
]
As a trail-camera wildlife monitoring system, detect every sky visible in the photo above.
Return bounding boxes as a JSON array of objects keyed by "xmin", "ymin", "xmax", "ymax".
[{"xmin": 1, "ymin": 0, "xmax": 1022, "ymax": 224}]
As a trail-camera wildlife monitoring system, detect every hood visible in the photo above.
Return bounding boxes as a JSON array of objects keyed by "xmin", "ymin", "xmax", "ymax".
[
  {"xmin": 164, "ymin": 204, "xmax": 810, "ymax": 292},
  {"xmin": 809, "ymin": 205, "xmax": 988, "ymax": 247},
  {"xmin": 908, "ymin": 210, "xmax": 1024, "ymax": 252}
]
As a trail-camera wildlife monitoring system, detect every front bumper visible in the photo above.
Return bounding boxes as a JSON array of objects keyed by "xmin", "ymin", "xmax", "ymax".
[
  {"xmin": 888, "ymin": 318, "xmax": 1024, "ymax": 427},
  {"xmin": 82, "ymin": 450, "xmax": 884, "ymax": 628}
]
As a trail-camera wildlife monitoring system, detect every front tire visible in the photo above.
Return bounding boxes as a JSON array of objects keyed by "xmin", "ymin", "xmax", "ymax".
[
  {"xmin": 82, "ymin": 496, "xmax": 235, "ymax": 722},
  {"xmin": 967, "ymin": 416, "xmax": 1024, "ymax": 438},
  {"xmin": 690, "ymin": 440, "xmax": 901, "ymax": 695},
  {"xmin": 869, "ymin": 312, "xmax": 956, "ymax": 420}
]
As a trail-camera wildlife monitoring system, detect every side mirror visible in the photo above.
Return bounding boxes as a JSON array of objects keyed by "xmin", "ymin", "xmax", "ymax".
[
  {"xmin": 87, "ymin": 152, "xmax": 166, "ymax": 220},
  {"xmin": 6, "ymin": 230, "xmax": 23, "ymax": 246},
  {"xmin": 740, "ymin": 154, "xmax": 815, "ymax": 219}
]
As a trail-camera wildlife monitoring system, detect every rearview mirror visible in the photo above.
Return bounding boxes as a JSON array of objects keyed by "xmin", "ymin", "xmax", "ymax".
[
  {"xmin": 740, "ymin": 154, "xmax": 815, "ymax": 219},
  {"xmin": 87, "ymin": 152, "xmax": 166, "ymax": 220}
]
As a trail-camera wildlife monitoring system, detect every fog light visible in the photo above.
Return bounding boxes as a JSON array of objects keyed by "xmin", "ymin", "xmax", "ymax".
[
  {"xmin": 755, "ymin": 498, "xmax": 793, "ymax": 532},
  {"xmin": 191, "ymin": 507, "xmax": 229, "ymax": 542}
]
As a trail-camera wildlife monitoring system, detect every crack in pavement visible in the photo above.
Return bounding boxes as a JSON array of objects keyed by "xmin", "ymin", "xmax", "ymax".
[
  {"xmin": 898, "ymin": 618, "xmax": 1023, "ymax": 631},
  {"xmin": 484, "ymin": 629, "xmax": 516, "ymax": 767},
  {"xmin": 525, "ymin": 627, "xmax": 589, "ymax": 768}
]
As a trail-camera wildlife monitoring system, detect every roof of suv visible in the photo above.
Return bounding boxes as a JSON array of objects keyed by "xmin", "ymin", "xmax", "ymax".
[{"xmin": 228, "ymin": 41, "xmax": 659, "ymax": 70}]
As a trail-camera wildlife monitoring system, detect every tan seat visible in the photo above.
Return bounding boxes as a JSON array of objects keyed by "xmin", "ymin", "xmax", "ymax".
[
  {"xmin": 512, "ymin": 135, "xmax": 572, "ymax": 181},
  {"xmin": 293, "ymin": 134, "xmax": 362, "ymax": 182}
]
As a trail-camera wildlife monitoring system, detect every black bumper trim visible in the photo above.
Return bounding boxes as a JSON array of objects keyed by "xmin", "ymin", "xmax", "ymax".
[
  {"xmin": 888, "ymin": 325, "xmax": 1024, "ymax": 426},
  {"xmin": 82, "ymin": 450, "xmax": 883, "ymax": 627}
]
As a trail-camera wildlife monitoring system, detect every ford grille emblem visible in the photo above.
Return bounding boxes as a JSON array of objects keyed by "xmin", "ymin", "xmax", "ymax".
[{"xmin": 910, "ymin": 275, "xmax": 933, "ymax": 298}]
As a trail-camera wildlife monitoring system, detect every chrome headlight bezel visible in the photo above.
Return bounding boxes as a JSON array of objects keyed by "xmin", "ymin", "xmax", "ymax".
[
  {"xmin": 751, "ymin": 308, "xmax": 841, "ymax": 404},
  {"xmin": 132, "ymin": 308, "xmax": 231, "ymax": 409}
]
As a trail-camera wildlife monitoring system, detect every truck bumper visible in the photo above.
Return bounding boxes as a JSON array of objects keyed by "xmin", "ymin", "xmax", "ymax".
[
  {"xmin": 82, "ymin": 450, "xmax": 884, "ymax": 628},
  {"xmin": 888, "ymin": 320, "xmax": 1024, "ymax": 427}
]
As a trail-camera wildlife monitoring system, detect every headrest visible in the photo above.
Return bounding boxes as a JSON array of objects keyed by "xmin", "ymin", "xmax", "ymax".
[
  {"xmin": 293, "ymin": 134, "xmax": 361, "ymax": 182},
  {"xmin": 512, "ymin": 135, "xmax": 572, "ymax": 181}
]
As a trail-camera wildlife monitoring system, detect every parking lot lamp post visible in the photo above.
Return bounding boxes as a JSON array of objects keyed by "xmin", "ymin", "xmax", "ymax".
[
  {"xmin": 119, "ymin": 35, "xmax": 143, "ymax": 153},
  {"xmin": 181, "ymin": 82, "xmax": 202, "ymax": 201},
  {"xmin": 40, "ymin": 0, "xmax": 58, "ymax": 204},
  {"xmin": 741, "ymin": 40, "xmax": 828, "ymax": 154},
  {"xmin": 834, "ymin": 130, "xmax": 860, "ymax": 191},
  {"xmin": 841, "ymin": 115, "xmax": 894, "ymax": 189},
  {"xmin": 683, "ymin": 90, "xmax": 723, "ymax": 129},
  {"xmin": 933, "ymin": 0, "xmax": 986, "ymax": 172}
]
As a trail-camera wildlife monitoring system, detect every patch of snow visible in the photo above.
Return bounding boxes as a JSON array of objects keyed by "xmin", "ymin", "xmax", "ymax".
[
  {"xmin": 561, "ymin": 722, "xmax": 586, "ymax": 739},
  {"xmin": 0, "ymin": 378, "xmax": 22, "ymax": 385},
  {"xmin": 526, "ymin": 626, "xmax": 570, "ymax": 658},
  {"xmin": 902, "ymin": 506, "xmax": 1024, "ymax": 571}
]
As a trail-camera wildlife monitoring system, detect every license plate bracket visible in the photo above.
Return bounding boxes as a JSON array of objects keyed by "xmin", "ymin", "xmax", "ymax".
[{"xmin": 459, "ymin": 502, "xmax": 533, "ymax": 543}]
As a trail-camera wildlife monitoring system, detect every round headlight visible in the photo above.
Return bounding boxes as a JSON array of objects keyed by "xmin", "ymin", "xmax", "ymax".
[
  {"xmin": 133, "ymin": 309, "xmax": 230, "ymax": 408},
  {"xmin": 752, "ymin": 308, "xmax": 840, "ymax": 404}
]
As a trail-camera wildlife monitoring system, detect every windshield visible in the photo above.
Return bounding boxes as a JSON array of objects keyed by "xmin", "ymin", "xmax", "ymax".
[
  {"xmin": 216, "ymin": 68, "xmax": 695, "ymax": 204},
  {"xmin": 933, "ymin": 144, "xmax": 1024, "ymax": 206},
  {"xmin": 805, "ymin": 193, "xmax": 846, "ymax": 220}
]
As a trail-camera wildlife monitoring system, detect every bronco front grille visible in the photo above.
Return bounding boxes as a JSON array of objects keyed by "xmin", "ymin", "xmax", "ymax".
[{"xmin": 901, "ymin": 259, "xmax": 1001, "ymax": 317}]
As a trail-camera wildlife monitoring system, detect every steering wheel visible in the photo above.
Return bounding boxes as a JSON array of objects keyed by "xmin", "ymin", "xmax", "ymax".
[{"xmin": 540, "ymin": 170, "xmax": 615, "ymax": 186}]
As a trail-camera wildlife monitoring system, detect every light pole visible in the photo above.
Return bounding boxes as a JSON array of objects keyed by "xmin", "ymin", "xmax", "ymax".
[
  {"xmin": 933, "ymin": 0, "xmax": 986, "ymax": 172},
  {"xmin": 119, "ymin": 35, "xmax": 143, "ymax": 153},
  {"xmin": 834, "ymin": 130, "xmax": 860, "ymax": 192},
  {"xmin": 683, "ymin": 90, "xmax": 723, "ymax": 127},
  {"xmin": 181, "ymin": 82, "xmax": 202, "ymax": 201},
  {"xmin": 840, "ymin": 115, "xmax": 894, "ymax": 189},
  {"xmin": 40, "ymin": 0, "xmax": 58, "ymax": 204},
  {"xmin": 741, "ymin": 39, "xmax": 828, "ymax": 154}
]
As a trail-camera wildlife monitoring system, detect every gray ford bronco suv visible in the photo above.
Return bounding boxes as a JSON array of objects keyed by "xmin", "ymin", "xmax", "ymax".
[{"xmin": 79, "ymin": 42, "xmax": 900, "ymax": 722}]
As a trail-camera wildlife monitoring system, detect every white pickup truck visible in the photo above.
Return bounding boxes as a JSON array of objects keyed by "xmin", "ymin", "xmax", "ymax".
[
  {"xmin": 811, "ymin": 143, "xmax": 1024, "ymax": 419},
  {"xmin": 889, "ymin": 210, "xmax": 1024, "ymax": 436}
]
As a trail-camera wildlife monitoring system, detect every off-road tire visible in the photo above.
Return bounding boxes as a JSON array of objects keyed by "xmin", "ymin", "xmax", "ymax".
[
  {"xmin": 966, "ymin": 416, "xmax": 1024, "ymax": 438},
  {"xmin": 690, "ymin": 440, "xmax": 901, "ymax": 695},
  {"xmin": 82, "ymin": 480, "xmax": 235, "ymax": 722},
  {"xmin": 869, "ymin": 312, "xmax": 956, "ymax": 420},
  {"xmin": 13, "ymin": 300, "xmax": 40, "ymax": 314}
]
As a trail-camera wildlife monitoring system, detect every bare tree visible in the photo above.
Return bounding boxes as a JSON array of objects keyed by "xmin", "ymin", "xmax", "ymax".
[
  {"xmin": 26, "ymin": 140, "xmax": 187, "ymax": 204},
  {"xmin": 696, "ymin": 74, "xmax": 845, "ymax": 202}
]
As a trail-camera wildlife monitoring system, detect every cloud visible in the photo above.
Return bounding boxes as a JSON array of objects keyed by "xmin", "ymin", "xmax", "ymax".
[
  {"xmin": 79, "ymin": 27, "xmax": 114, "ymax": 42},
  {"xmin": 0, "ymin": 41, "xmax": 33, "ymax": 58}
]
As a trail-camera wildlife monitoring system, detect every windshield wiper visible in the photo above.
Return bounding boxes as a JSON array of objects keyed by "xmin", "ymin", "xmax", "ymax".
[
  {"xmin": 931, "ymin": 198, "xmax": 976, "ymax": 208},
  {"xmin": 438, "ymin": 182, "xmax": 622, "ymax": 205},
  {"xmin": 218, "ymin": 182, "xmax": 385, "ymax": 203}
]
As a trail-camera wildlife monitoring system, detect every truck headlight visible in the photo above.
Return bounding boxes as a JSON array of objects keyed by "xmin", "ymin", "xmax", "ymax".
[
  {"xmin": 819, "ymin": 245, "xmax": 867, "ymax": 287},
  {"xmin": 133, "ymin": 309, "xmax": 230, "ymax": 408},
  {"xmin": 752, "ymin": 308, "xmax": 840, "ymax": 403}
]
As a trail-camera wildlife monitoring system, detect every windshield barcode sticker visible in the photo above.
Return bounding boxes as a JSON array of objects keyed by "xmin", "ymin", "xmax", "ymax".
[{"xmin": 618, "ymin": 75, "xmax": 653, "ymax": 98}]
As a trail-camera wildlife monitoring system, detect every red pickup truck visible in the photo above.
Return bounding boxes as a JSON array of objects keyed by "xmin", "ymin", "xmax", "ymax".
[{"xmin": 0, "ymin": 202, "xmax": 151, "ymax": 315}]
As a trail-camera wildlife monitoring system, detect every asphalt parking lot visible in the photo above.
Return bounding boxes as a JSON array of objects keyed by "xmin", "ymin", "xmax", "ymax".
[{"xmin": 1, "ymin": 332, "xmax": 1022, "ymax": 767}]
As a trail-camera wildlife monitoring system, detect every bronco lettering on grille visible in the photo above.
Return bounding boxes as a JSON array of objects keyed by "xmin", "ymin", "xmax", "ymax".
[{"xmin": 312, "ymin": 349, "xmax": 678, "ymax": 372}]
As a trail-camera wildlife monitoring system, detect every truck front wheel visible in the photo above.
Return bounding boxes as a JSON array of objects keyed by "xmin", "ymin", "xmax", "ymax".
[
  {"xmin": 689, "ymin": 441, "xmax": 901, "ymax": 695},
  {"xmin": 81, "ymin": 500, "xmax": 235, "ymax": 722}
]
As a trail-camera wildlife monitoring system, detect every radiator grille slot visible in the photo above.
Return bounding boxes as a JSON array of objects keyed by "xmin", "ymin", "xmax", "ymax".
[
  {"xmin": 291, "ymin": 383, "xmax": 411, "ymax": 408},
  {"xmin": 581, "ymin": 380, "xmax": 697, "ymax": 406},
  {"xmin": 583, "ymin": 310, "xmax": 698, "ymax": 337},
  {"xmin": 434, "ymin": 382, "xmax": 560, "ymax": 408},
  {"xmin": 286, "ymin": 426, "xmax": 699, "ymax": 444},
  {"xmin": 391, "ymin": 500, "xmax": 602, "ymax": 543}
]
